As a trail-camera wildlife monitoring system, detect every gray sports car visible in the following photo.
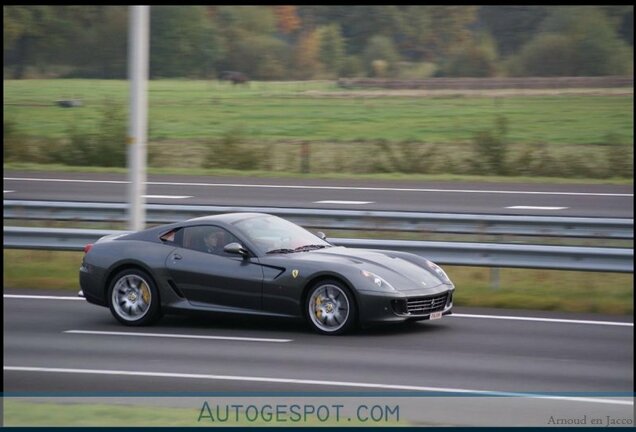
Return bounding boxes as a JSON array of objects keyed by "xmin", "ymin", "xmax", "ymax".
[{"xmin": 80, "ymin": 213, "xmax": 454, "ymax": 335}]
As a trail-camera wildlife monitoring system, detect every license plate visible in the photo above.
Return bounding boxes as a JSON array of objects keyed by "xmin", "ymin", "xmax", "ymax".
[{"xmin": 429, "ymin": 311, "xmax": 443, "ymax": 320}]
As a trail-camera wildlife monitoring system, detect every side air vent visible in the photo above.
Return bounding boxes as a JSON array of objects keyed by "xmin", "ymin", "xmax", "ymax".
[{"xmin": 167, "ymin": 279, "xmax": 185, "ymax": 298}]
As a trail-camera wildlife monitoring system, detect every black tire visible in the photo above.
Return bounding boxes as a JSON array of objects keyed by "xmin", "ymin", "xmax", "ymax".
[
  {"xmin": 306, "ymin": 279, "xmax": 357, "ymax": 335},
  {"xmin": 107, "ymin": 268, "xmax": 162, "ymax": 326}
]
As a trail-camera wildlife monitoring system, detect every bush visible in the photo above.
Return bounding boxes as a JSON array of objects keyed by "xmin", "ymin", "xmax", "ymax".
[
  {"xmin": 340, "ymin": 56, "xmax": 364, "ymax": 78},
  {"xmin": 510, "ymin": 142, "xmax": 627, "ymax": 179},
  {"xmin": 363, "ymin": 35, "xmax": 400, "ymax": 77},
  {"xmin": 604, "ymin": 133, "xmax": 633, "ymax": 178},
  {"xmin": 441, "ymin": 34, "xmax": 499, "ymax": 77},
  {"xmin": 50, "ymin": 101, "xmax": 127, "ymax": 167},
  {"xmin": 442, "ymin": 45, "xmax": 497, "ymax": 77},
  {"xmin": 204, "ymin": 127, "xmax": 269, "ymax": 170},
  {"xmin": 4, "ymin": 117, "xmax": 53, "ymax": 163},
  {"xmin": 508, "ymin": 7, "xmax": 632, "ymax": 76},
  {"xmin": 511, "ymin": 143, "xmax": 561, "ymax": 177},
  {"xmin": 507, "ymin": 34, "xmax": 578, "ymax": 77},
  {"xmin": 3, "ymin": 117, "xmax": 25, "ymax": 162},
  {"xmin": 560, "ymin": 152, "xmax": 602, "ymax": 179},
  {"xmin": 373, "ymin": 139, "xmax": 438, "ymax": 174},
  {"xmin": 470, "ymin": 115, "xmax": 509, "ymax": 175},
  {"xmin": 395, "ymin": 62, "xmax": 438, "ymax": 79}
]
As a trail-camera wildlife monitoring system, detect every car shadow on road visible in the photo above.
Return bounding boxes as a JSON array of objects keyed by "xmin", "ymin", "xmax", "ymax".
[
  {"xmin": 154, "ymin": 311, "xmax": 450, "ymax": 338},
  {"xmin": 158, "ymin": 311, "xmax": 306, "ymax": 334}
]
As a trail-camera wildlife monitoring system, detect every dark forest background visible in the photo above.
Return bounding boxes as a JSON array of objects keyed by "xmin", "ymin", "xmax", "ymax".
[{"xmin": 4, "ymin": 6, "xmax": 633, "ymax": 80}]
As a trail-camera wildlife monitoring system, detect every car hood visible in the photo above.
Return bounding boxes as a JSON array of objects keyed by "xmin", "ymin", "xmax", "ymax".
[{"xmin": 284, "ymin": 246, "xmax": 447, "ymax": 292}]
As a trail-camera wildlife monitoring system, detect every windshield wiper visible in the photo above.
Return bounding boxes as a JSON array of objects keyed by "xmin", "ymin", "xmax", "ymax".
[
  {"xmin": 293, "ymin": 244, "xmax": 330, "ymax": 252},
  {"xmin": 266, "ymin": 248, "xmax": 296, "ymax": 255},
  {"xmin": 267, "ymin": 244, "xmax": 330, "ymax": 254}
]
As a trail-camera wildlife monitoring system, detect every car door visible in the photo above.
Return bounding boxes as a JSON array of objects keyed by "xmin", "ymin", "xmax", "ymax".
[{"xmin": 166, "ymin": 225, "xmax": 263, "ymax": 311}]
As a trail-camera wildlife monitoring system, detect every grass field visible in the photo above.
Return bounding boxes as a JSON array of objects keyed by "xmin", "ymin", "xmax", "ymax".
[
  {"xmin": 4, "ymin": 79, "xmax": 633, "ymax": 145},
  {"xmin": 3, "ymin": 400, "xmax": 204, "ymax": 427},
  {"xmin": 5, "ymin": 79, "xmax": 634, "ymax": 179}
]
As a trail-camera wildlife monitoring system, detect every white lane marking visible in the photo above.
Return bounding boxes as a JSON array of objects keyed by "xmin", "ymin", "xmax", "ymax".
[
  {"xmin": 506, "ymin": 206, "xmax": 568, "ymax": 210},
  {"xmin": 142, "ymin": 195, "xmax": 192, "ymax": 199},
  {"xmin": 4, "ymin": 295, "xmax": 632, "ymax": 327},
  {"xmin": 4, "ymin": 177, "xmax": 632, "ymax": 197},
  {"xmin": 3, "ymin": 294, "xmax": 85, "ymax": 301},
  {"xmin": 4, "ymin": 190, "xmax": 15, "ymax": 193},
  {"xmin": 3, "ymin": 366, "xmax": 631, "ymax": 406},
  {"xmin": 314, "ymin": 200, "xmax": 374, "ymax": 205},
  {"xmin": 452, "ymin": 314, "xmax": 633, "ymax": 327},
  {"xmin": 4, "ymin": 177, "xmax": 127, "ymax": 184},
  {"xmin": 65, "ymin": 330, "xmax": 291, "ymax": 343}
]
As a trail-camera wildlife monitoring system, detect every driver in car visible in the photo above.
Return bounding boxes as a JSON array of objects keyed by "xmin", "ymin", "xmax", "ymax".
[{"xmin": 203, "ymin": 230, "xmax": 225, "ymax": 254}]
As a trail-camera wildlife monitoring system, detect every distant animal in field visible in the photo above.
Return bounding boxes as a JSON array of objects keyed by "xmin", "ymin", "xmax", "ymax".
[
  {"xmin": 55, "ymin": 99, "xmax": 83, "ymax": 108},
  {"xmin": 220, "ymin": 71, "xmax": 249, "ymax": 85}
]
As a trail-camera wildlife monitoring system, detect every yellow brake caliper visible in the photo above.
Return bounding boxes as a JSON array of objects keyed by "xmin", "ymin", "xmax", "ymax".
[
  {"xmin": 315, "ymin": 295, "xmax": 323, "ymax": 319},
  {"xmin": 140, "ymin": 283, "xmax": 151, "ymax": 304}
]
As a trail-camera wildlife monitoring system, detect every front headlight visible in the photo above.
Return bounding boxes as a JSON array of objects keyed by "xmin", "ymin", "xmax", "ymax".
[
  {"xmin": 425, "ymin": 260, "xmax": 452, "ymax": 284},
  {"xmin": 361, "ymin": 270, "xmax": 395, "ymax": 290}
]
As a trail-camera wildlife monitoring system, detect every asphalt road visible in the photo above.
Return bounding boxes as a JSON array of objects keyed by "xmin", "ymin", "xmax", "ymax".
[
  {"xmin": 4, "ymin": 291, "xmax": 633, "ymax": 394},
  {"xmin": 4, "ymin": 171, "xmax": 634, "ymax": 217},
  {"xmin": 4, "ymin": 291, "xmax": 633, "ymax": 425}
]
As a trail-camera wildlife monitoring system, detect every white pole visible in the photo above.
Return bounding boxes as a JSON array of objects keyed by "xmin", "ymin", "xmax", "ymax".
[{"xmin": 127, "ymin": 5, "xmax": 149, "ymax": 231}]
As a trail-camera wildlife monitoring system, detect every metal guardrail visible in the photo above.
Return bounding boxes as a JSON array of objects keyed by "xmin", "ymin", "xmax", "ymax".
[
  {"xmin": 4, "ymin": 227, "xmax": 125, "ymax": 252},
  {"xmin": 4, "ymin": 200, "xmax": 634, "ymax": 239},
  {"xmin": 4, "ymin": 227, "xmax": 633, "ymax": 273}
]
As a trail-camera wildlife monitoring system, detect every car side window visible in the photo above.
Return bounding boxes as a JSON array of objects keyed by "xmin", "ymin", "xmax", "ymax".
[
  {"xmin": 182, "ymin": 225, "xmax": 240, "ymax": 257},
  {"xmin": 160, "ymin": 228, "xmax": 181, "ymax": 243}
]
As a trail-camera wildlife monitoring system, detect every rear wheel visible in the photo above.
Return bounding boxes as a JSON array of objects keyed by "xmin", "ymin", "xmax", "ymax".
[
  {"xmin": 108, "ymin": 269, "xmax": 161, "ymax": 326},
  {"xmin": 306, "ymin": 280, "xmax": 356, "ymax": 335}
]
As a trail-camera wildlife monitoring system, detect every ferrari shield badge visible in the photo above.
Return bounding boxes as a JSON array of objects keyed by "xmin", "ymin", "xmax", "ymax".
[{"xmin": 292, "ymin": 269, "xmax": 299, "ymax": 278}]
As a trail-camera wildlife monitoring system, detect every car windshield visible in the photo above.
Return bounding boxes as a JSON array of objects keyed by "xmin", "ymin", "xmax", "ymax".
[{"xmin": 233, "ymin": 215, "xmax": 331, "ymax": 255}]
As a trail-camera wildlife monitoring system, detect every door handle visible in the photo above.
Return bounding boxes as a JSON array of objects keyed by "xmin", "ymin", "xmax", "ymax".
[{"xmin": 173, "ymin": 253, "xmax": 182, "ymax": 261}]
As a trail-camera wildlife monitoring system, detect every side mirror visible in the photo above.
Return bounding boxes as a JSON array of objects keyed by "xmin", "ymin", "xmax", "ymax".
[
  {"xmin": 316, "ymin": 231, "xmax": 327, "ymax": 240},
  {"xmin": 224, "ymin": 242, "xmax": 249, "ymax": 258}
]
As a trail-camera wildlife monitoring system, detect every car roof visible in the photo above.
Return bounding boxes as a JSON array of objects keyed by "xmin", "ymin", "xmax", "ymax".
[
  {"xmin": 120, "ymin": 213, "xmax": 274, "ymax": 243},
  {"xmin": 121, "ymin": 213, "xmax": 271, "ymax": 242}
]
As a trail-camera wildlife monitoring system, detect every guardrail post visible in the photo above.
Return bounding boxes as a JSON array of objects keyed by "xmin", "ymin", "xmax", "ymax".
[
  {"xmin": 490, "ymin": 267, "xmax": 500, "ymax": 290},
  {"xmin": 300, "ymin": 141, "xmax": 310, "ymax": 174}
]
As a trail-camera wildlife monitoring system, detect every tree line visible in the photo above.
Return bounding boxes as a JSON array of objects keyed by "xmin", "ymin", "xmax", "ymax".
[{"xmin": 3, "ymin": 5, "xmax": 633, "ymax": 80}]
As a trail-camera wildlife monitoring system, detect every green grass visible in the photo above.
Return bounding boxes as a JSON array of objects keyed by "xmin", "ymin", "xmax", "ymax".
[
  {"xmin": 447, "ymin": 266, "xmax": 633, "ymax": 314},
  {"xmin": 3, "ymin": 400, "xmax": 202, "ymax": 427},
  {"xmin": 4, "ymin": 80, "xmax": 633, "ymax": 180},
  {"xmin": 3, "ymin": 250, "xmax": 83, "ymax": 290},
  {"xmin": 4, "ymin": 79, "xmax": 633, "ymax": 145},
  {"xmin": 4, "ymin": 162, "xmax": 633, "ymax": 185},
  {"xmin": 4, "ymin": 250, "xmax": 632, "ymax": 315}
]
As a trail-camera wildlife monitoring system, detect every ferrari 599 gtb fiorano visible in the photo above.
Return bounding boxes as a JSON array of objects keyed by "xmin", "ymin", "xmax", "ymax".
[{"xmin": 80, "ymin": 213, "xmax": 454, "ymax": 335}]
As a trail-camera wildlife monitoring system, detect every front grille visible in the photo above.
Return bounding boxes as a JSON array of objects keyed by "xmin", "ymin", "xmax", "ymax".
[{"xmin": 405, "ymin": 292, "xmax": 449, "ymax": 315}]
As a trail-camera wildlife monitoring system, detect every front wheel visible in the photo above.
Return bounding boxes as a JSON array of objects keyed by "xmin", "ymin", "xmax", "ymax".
[
  {"xmin": 108, "ymin": 268, "xmax": 161, "ymax": 326},
  {"xmin": 306, "ymin": 280, "xmax": 357, "ymax": 335}
]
